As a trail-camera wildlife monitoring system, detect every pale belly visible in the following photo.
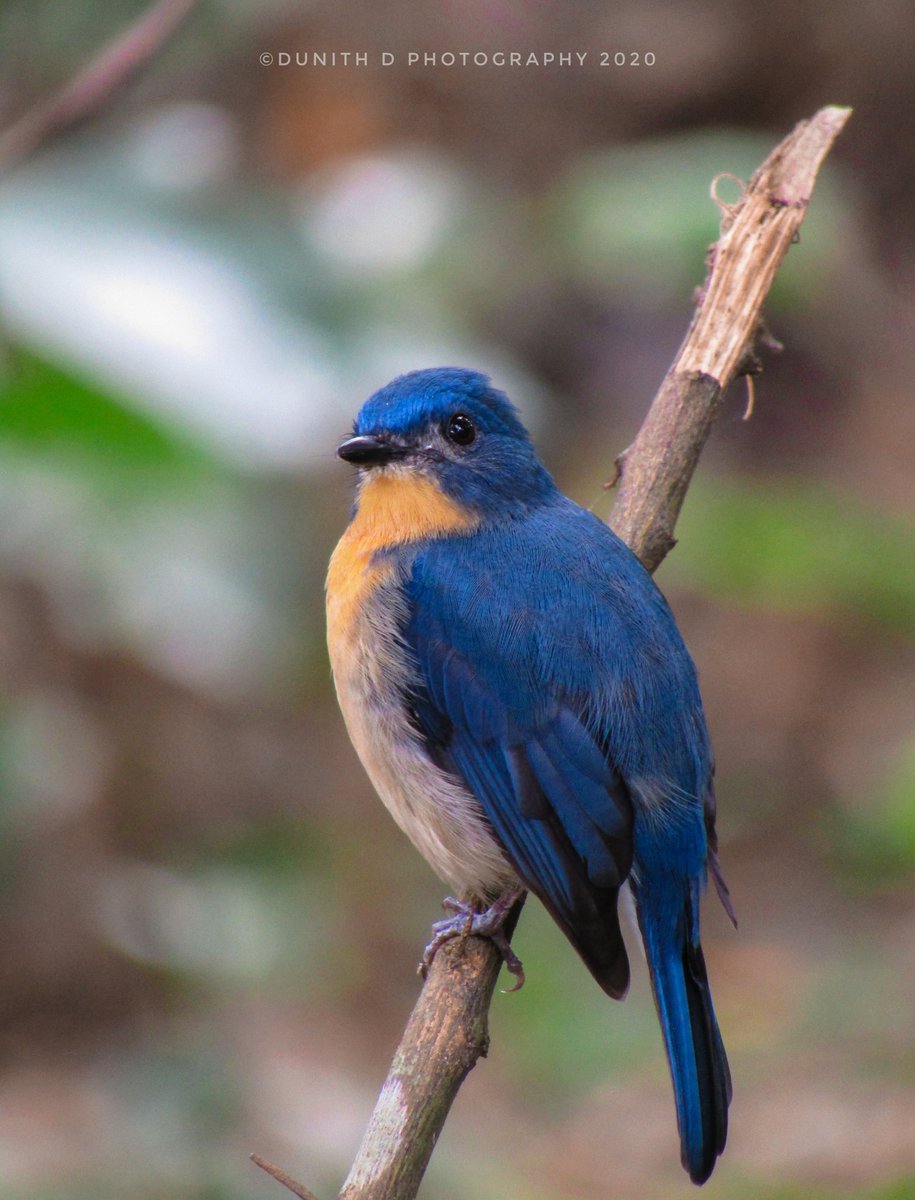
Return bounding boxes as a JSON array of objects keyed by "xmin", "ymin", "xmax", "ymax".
[{"xmin": 326, "ymin": 536, "xmax": 517, "ymax": 901}]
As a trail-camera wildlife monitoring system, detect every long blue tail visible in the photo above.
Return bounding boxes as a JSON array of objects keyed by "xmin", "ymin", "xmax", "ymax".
[{"xmin": 637, "ymin": 891, "xmax": 731, "ymax": 1185}]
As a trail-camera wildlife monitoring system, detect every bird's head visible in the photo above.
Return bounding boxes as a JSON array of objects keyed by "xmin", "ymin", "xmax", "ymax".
[{"xmin": 337, "ymin": 367, "xmax": 556, "ymax": 519}]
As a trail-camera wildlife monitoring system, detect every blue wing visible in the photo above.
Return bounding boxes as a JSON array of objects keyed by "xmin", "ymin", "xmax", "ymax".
[
  {"xmin": 400, "ymin": 496, "xmax": 714, "ymax": 999},
  {"xmin": 401, "ymin": 495, "xmax": 730, "ymax": 1174},
  {"xmin": 409, "ymin": 605, "xmax": 634, "ymax": 996}
]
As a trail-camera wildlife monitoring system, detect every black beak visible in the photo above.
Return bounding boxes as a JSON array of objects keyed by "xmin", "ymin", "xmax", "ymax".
[{"xmin": 337, "ymin": 434, "xmax": 409, "ymax": 467}]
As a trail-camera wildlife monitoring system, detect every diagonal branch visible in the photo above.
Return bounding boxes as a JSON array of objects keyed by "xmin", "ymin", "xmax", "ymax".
[
  {"xmin": 252, "ymin": 1154, "xmax": 322, "ymax": 1200},
  {"xmin": 257, "ymin": 104, "xmax": 851, "ymax": 1200},
  {"xmin": 0, "ymin": 0, "xmax": 202, "ymax": 172},
  {"xmin": 609, "ymin": 104, "xmax": 851, "ymax": 571}
]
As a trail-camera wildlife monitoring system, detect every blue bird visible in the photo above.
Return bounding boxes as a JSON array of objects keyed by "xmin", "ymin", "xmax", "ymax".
[{"xmin": 326, "ymin": 367, "xmax": 733, "ymax": 1184}]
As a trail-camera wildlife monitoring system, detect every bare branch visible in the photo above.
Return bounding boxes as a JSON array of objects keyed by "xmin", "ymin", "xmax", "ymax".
[
  {"xmin": 258, "ymin": 104, "xmax": 851, "ymax": 1200},
  {"xmin": 339, "ymin": 907, "xmax": 522, "ymax": 1200},
  {"xmin": 609, "ymin": 104, "xmax": 852, "ymax": 572},
  {"xmin": 251, "ymin": 1155, "xmax": 322, "ymax": 1200},
  {"xmin": 0, "ymin": 0, "xmax": 202, "ymax": 172}
]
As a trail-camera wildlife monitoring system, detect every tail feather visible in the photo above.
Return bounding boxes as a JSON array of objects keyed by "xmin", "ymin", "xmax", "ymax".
[{"xmin": 639, "ymin": 898, "xmax": 730, "ymax": 1185}]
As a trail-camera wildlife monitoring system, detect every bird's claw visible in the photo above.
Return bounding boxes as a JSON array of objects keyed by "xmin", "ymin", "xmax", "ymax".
[{"xmin": 418, "ymin": 889, "xmax": 525, "ymax": 990}]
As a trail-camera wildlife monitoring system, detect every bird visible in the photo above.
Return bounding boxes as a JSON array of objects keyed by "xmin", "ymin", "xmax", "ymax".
[{"xmin": 326, "ymin": 366, "xmax": 734, "ymax": 1185}]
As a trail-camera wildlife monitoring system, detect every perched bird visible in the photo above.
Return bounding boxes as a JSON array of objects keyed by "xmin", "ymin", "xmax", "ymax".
[{"xmin": 326, "ymin": 367, "xmax": 733, "ymax": 1185}]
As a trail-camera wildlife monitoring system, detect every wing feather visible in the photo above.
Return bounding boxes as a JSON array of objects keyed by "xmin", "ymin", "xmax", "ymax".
[{"xmin": 405, "ymin": 608, "xmax": 632, "ymax": 997}]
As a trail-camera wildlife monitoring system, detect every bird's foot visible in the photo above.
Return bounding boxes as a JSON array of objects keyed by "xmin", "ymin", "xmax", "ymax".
[{"xmin": 419, "ymin": 888, "xmax": 526, "ymax": 991}]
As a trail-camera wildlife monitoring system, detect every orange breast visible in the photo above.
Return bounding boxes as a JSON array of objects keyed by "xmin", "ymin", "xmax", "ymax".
[{"xmin": 326, "ymin": 471, "xmax": 477, "ymax": 651}]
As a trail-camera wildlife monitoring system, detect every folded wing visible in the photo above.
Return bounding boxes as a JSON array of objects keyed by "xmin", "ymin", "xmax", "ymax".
[{"xmin": 405, "ymin": 596, "xmax": 634, "ymax": 998}]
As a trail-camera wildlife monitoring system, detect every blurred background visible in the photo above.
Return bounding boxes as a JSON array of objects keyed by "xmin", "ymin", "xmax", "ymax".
[{"xmin": 0, "ymin": 3, "xmax": 913, "ymax": 1199}]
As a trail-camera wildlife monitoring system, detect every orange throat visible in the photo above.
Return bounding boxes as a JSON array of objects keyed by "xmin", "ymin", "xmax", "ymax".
[{"xmin": 326, "ymin": 469, "xmax": 477, "ymax": 648}]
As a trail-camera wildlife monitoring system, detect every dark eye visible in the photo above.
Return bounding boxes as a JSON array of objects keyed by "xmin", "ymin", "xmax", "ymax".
[{"xmin": 445, "ymin": 412, "xmax": 476, "ymax": 446}]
